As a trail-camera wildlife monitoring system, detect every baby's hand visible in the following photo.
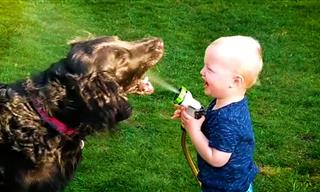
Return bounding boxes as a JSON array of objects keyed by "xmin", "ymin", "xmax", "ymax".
[
  {"xmin": 171, "ymin": 105, "xmax": 185, "ymax": 119},
  {"xmin": 180, "ymin": 108, "xmax": 205, "ymax": 133}
]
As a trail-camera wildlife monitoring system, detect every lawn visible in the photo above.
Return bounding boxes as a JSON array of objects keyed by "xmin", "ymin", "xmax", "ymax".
[{"xmin": 0, "ymin": 0, "xmax": 319, "ymax": 191}]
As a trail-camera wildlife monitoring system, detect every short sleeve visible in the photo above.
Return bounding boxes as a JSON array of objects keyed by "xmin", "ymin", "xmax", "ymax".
[{"xmin": 207, "ymin": 119, "xmax": 239, "ymax": 153}]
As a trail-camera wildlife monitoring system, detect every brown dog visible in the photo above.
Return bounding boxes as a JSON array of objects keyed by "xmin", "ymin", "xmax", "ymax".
[{"xmin": 0, "ymin": 36, "xmax": 164, "ymax": 192}]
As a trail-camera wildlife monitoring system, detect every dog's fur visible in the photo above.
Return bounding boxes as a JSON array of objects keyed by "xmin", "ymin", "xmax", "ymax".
[{"xmin": 0, "ymin": 36, "xmax": 164, "ymax": 192}]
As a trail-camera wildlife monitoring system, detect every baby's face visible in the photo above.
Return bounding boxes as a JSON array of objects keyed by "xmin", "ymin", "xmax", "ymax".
[
  {"xmin": 201, "ymin": 36, "xmax": 263, "ymax": 94},
  {"xmin": 200, "ymin": 45, "xmax": 237, "ymax": 98}
]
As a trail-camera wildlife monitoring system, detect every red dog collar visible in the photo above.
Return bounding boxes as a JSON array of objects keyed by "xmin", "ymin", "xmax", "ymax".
[{"xmin": 32, "ymin": 100, "xmax": 78, "ymax": 136}]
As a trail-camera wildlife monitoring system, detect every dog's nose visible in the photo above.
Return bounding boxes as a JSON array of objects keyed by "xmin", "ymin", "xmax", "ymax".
[
  {"xmin": 149, "ymin": 38, "xmax": 164, "ymax": 52},
  {"xmin": 156, "ymin": 39, "xmax": 164, "ymax": 50}
]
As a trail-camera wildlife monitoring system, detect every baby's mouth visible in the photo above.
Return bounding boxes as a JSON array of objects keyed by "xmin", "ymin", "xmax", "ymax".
[{"xmin": 204, "ymin": 81, "xmax": 208, "ymax": 87}]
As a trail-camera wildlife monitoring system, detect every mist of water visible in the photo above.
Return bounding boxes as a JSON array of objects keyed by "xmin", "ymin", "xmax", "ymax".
[{"xmin": 147, "ymin": 71, "xmax": 179, "ymax": 94}]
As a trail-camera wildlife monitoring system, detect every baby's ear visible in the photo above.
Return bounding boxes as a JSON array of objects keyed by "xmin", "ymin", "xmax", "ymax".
[{"xmin": 233, "ymin": 74, "xmax": 245, "ymax": 88}]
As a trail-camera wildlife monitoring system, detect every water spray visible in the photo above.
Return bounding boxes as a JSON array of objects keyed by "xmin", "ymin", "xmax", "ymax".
[{"xmin": 146, "ymin": 71, "xmax": 179, "ymax": 94}]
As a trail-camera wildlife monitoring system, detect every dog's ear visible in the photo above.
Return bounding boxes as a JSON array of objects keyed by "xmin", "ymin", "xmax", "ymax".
[
  {"xmin": 64, "ymin": 72, "xmax": 125, "ymax": 111},
  {"xmin": 65, "ymin": 72, "xmax": 132, "ymax": 129}
]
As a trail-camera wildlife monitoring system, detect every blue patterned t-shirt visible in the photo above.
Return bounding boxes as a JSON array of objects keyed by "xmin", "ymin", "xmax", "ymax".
[{"xmin": 198, "ymin": 97, "xmax": 259, "ymax": 192}]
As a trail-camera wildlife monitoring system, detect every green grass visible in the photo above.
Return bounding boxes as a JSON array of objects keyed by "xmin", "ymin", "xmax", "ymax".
[{"xmin": 0, "ymin": 0, "xmax": 319, "ymax": 191}]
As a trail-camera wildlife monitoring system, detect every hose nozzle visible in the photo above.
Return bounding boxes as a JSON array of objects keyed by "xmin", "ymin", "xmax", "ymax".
[{"xmin": 173, "ymin": 86, "xmax": 206, "ymax": 119}]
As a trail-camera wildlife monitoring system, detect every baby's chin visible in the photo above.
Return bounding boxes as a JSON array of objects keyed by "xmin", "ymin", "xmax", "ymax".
[
  {"xmin": 204, "ymin": 90, "xmax": 211, "ymax": 97},
  {"xmin": 203, "ymin": 85, "xmax": 211, "ymax": 96},
  {"xmin": 203, "ymin": 84, "xmax": 215, "ymax": 97}
]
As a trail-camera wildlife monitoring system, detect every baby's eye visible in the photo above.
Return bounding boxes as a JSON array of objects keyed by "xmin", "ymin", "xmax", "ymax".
[{"xmin": 206, "ymin": 66, "xmax": 214, "ymax": 73}]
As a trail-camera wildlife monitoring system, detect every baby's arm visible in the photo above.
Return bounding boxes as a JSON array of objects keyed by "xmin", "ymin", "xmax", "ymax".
[
  {"xmin": 188, "ymin": 128, "xmax": 231, "ymax": 167},
  {"xmin": 180, "ymin": 108, "xmax": 231, "ymax": 167}
]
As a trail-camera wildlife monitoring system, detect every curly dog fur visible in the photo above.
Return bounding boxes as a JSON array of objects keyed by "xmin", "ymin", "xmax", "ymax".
[{"xmin": 0, "ymin": 36, "xmax": 164, "ymax": 192}]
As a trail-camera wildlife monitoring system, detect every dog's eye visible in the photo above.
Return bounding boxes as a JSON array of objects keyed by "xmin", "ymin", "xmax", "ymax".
[
  {"xmin": 113, "ymin": 49, "xmax": 124, "ymax": 58},
  {"xmin": 120, "ymin": 57, "xmax": 127, "ymax": 64}
]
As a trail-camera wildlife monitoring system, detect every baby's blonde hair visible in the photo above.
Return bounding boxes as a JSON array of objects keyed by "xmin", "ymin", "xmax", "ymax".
[{"xmin": 210, "ymin": 35, "xmax": 263, "ymax": 88}]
